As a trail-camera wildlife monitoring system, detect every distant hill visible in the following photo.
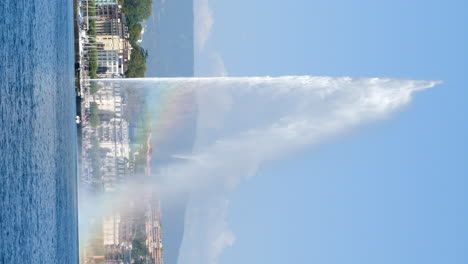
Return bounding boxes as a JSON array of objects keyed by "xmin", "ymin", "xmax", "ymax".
[
  {"xmin": 142, "ymin": 0, "xmax": 194, "ymax": 77},
  {"xmin": 141, "ymin": 1, "xmax": 194, "ymax": 264}
]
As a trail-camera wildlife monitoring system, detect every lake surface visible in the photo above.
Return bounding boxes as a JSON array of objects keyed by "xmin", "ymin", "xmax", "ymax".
[{"xmin": 0, "ymin": 0, "xmax": 78, "ymax": 263}]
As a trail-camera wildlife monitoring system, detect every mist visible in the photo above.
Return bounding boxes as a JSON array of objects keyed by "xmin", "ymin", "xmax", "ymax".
[{"xmin": 80, "ymin": 76, "xmax": 439, "ymax": 264}]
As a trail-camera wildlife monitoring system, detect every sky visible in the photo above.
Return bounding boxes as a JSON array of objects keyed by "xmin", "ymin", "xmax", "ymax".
[{"xmin": 188, "ymin": 0, "xmax": 468, "ymax": 264}]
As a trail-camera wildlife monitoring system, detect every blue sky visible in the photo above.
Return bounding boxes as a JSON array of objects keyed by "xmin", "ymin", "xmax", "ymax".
[{"xmin": 190, "ymin": 0, "xmax": 468, "ymax": 264}]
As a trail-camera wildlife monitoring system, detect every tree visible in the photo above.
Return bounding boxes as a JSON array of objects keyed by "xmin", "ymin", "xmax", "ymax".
[
  {"xmin": 89, "ymin": 135, "xmax": 102, "ymax": 181},
  {"xmin": 87, "ymin": 36, "xmax": 98, "ymax": 79},
  {"xmin": 125, "ymin": 46, "xmax": 147, "ymax": 77},
  {"xmin": 90, "ymin": 82, "xmax": 99, "ymax": 95},
  {"xmin": 90, "ymin": 102, "xmax": 100, "ymax": 127},
  {"xmin": 122, "ymin": 0, "xmax": 153, "ymax": 24},
  {"xmin": 87, "ymin": 4, "xmax": 97, "ymax": 78},
  {"xmin": 120, "ymin": 0, "xmax": 153, "ymax": 77},
  {"xmin": 88, "ymin": 1, "xmax": 97, "ymax": 17},
  {"xmin": 88, "ymin": 20, "xmax": 96, "ymax": 36},
  {"xmin": 128, "ymin": 22, "xmax": 142, "ymax": 46}
]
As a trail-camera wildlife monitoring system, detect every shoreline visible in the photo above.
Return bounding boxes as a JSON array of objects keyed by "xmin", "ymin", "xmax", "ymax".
[{"xmin": 73, "ymin": 0, "xmax": 83, "ymax": 173}]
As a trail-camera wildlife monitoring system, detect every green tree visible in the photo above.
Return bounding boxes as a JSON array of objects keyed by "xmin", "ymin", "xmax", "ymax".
[
  {"xmin": 122, "ymin": 0, "xmax": 153, "ymax": 23},
  {"xmin": 125, "ymin": 46, "xmax": 147, "ymax": 77},
  {"xmin": 88, "ymin": 1, "xmax": 97, "ymax": 17},
  {"xmin": 86, "ymin": 2, "xmax": 97, "ymax": 79},
  {"xmin": 120, "ymin": 0, "xmax": 153, "ymax": 77},
  {"xmin": 90, "ymin": 82, "xmax": 99, "ymax": 95},
  {"xmin": 89, "ymin": 135, "xmax": 102, "ymax": 181},
  {"xmin": 87, "ymin": 24, "xmax": 98, "ymax": 79},
  {"xmin": 88, "ymin": 20, "xmax": 96, "ymax": 36},
  {"xmin": 128, "ymin": 22, "xmax": 143, "ymax": 46},
  {"xmin": 90, "ymin": 102, "xmax": 100, "ymax": 127}
]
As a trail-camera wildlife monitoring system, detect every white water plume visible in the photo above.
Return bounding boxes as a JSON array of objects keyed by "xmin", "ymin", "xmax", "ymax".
[{"xmin": 85, "ymin": 76, "xmax": 440, "ymax": 264}]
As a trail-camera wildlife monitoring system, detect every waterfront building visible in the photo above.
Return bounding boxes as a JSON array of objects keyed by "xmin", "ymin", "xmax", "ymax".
[
  {"xmin": 95, "ymin": 0, "xmax": 118, "ymax": 6},
  {"xmin": 146, "ymin": 202, "xmax": 163, "ymax": 264},
  {"xmin": 103, "ymin": 214, "xmax": 121, "ymax": 246},
  {"xmin": 94, "ymin": 6, "xmax": 126, "ymax": 38},
  {"xmin": 96, "ymin": 50, "xmax": 122, "ymax": 77},
  {"xmin": 93, "ymin": 10, "xmax": 131, "ymax": 77},
  {"xmin": 84, "ymin": 82, "xmax": 130, "ymax": 192},
  {"xmin": 96, "ymin": 18, "xmax": 121, "ymax": 36},
  {"xmin": 96, "ymin": 4, "xmax": 119, "ymax": 19},
  {"xmin": 96, "ymin": 35, "xmax": 126, "ymax": 51},
  {"xmin": 93, "ymin": 82, "xmax": 124, "ymax": 118}
]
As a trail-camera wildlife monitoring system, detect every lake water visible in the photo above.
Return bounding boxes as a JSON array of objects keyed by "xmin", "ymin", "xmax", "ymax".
[{"xmin": 0, "ymin": 0, "xmax": 78, "ymax": 263}]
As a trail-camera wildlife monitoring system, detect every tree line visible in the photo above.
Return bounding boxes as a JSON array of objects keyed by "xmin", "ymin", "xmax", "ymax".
[{"xmin": 122, "ymin": 0, "xmax": 153, "ymax": 77}]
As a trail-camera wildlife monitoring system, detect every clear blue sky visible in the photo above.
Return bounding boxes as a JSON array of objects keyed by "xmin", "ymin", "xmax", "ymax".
[{"xmin": 195, "ymin": 0, "xmax": 468, "ymax": 263}]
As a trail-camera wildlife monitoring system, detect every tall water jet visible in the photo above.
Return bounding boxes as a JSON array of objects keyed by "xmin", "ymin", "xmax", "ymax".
[
  {"xmin": 90, "ymin": 76, "xmax": 439, "ymax": 172},
  {"xmin": 79, "ymin": 76, "xmax": 440, "ymax": 264}
]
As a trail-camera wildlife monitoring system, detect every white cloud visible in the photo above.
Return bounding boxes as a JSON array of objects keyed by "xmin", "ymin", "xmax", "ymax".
[
  {"xmin": 194, "ymin": 0, "xmax": 214, "ymax": 52},
  {"xmin": 209, "ymin": 52, "xmax": 228, "ymax": 77},
  {"xmin": 193, "ymin": 0, "xmax": 228, "ymax": 78},
  {"xmin": 178, "ymin": 197, "xmax": 235, "ymax": 264},
  {"xmin": 195, "ymin": 52, "xmax": 228, "ymax": 77}
]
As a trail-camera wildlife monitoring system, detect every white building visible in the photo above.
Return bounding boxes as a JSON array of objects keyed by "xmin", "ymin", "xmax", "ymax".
[
  {"xmin": 97, "ymin": 50, "xmax": 123, "ymax": 77},
  {"xmin": 103, "ymin": 214, "xmax": 121, "ymax": 246},
  {"xmin": 95, "ymin": 0, "xmax": 118, "ymax": 6},
  {"xmin": 92, "ymin": 82, "xmax": 130, "ymax": 191}
]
